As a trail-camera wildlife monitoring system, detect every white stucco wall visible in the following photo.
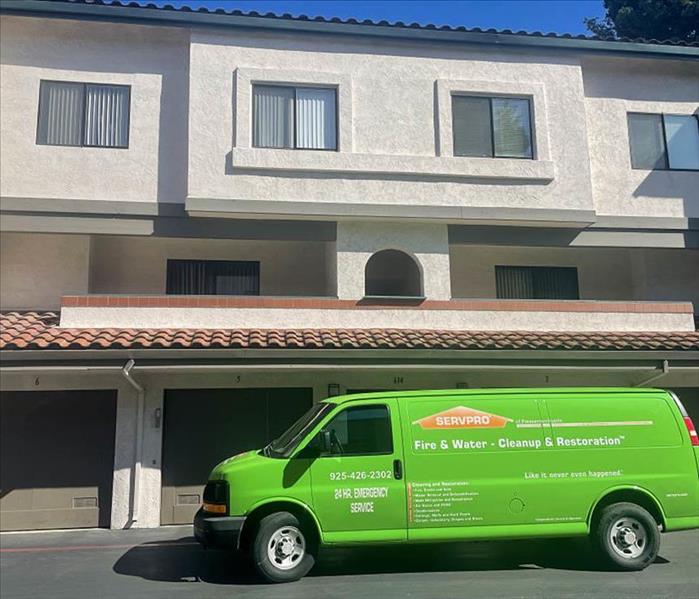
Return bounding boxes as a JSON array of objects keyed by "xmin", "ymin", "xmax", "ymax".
[
  {"xmin": 0, "ymin": 232, "xmax": 90, "ymax": 310},
  {"xmin": 89, "ymin": 236, "xmax": 334, "ymax": 297},
  {"xmin": 336, "ymin": 222, "xmax": 451, "ymax": 300},
  {"xmin": 0, "ymin": 16, "xmax": 189, "ymax": 205},
  {"xmin": 449, "ymin": 245, "xmax": 699, "ymax": 307},
  {"xmin": 188, "ymin": 30, "xmax": 594, "ymax": 215},
  {"xmin": 583, "ymin": 56, "xmax": 699, "ymax": 219}
]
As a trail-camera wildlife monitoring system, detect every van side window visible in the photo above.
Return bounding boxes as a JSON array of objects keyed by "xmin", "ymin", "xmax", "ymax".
[{"xmin": 320, "ymin": 405, "xmax": 393, "ymax": 456}]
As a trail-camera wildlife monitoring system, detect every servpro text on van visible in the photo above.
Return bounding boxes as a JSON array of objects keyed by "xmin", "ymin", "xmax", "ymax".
[{"xmin": 193, "ymin": 388, "xmax": 699, "ymax": 583}]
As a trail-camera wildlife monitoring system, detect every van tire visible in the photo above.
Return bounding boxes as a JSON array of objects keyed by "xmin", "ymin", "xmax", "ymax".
[
  {"xmin": 251, "ymin": 511, "xmax": 315, "ymax": 583},
  {"xmin": 593, "ymin": 502, "xmax": 659, "ymax": 571}
]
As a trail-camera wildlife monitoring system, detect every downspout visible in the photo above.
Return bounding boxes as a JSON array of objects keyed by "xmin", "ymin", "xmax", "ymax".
[
  {"xmin": 634, "ymin": 360, "xmax": 670, "ymax": 387},
  {"xmin": 121, "ymin": 359, "xmax": 145, "ymax": 526}
]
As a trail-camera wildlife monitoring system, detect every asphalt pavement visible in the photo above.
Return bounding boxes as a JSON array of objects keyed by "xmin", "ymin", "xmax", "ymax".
[{"xmin": 1, "ymin": 525, "xmax": 698, "ymax": 598}]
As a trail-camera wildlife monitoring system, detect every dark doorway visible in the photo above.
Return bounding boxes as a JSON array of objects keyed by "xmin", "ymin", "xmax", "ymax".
[
  {"xmin": 160, "ymin": 388, "xmax": 313, "ymax": 524},
  {"xmin": 0, "ymin": 390, "xmax": 117, "ymax": 530}
]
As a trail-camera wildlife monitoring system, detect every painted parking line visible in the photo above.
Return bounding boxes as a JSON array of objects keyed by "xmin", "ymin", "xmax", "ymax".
[{"xmin": 0, "ymin": 541, "xmax": 199, "ymax": 554}]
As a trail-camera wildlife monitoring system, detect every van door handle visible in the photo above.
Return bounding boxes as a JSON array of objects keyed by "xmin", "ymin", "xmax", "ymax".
[{"xmin": 393, "ymin": 459, "xmax": 403, "ymax": 480}]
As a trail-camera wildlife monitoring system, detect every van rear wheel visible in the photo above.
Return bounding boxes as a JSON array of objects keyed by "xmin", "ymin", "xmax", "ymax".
[
  {"xmin": 593, "ymin": 502, "xmax": 659, "ymax": 571},
  {"xmin": 251, "ymin": 511, "xmax": 315, "ymax": 583}
]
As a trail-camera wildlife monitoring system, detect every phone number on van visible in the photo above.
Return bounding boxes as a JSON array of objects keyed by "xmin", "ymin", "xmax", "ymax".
[{"xmin": 330, "ymin": 470, "xmax": 393, "ymax": 481}]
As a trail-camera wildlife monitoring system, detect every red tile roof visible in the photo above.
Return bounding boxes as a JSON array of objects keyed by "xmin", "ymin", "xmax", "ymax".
[{"xmin": 1, "ymin": 312, "xmax": 698, "ymax": 352}]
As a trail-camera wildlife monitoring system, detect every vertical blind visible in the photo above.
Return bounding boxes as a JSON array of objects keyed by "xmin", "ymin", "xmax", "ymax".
[
  {"xmin": 83, "ymin": 84, "xmax": 130, "ymax": 148},
  {"xmin": 495, "ymin": 266, "xmax": 579, "ymax": 300},
  {"xmin": 252, "ymin": 85, "xmax": 294, "ymax": 149},
  {"xmin": 452, "ymin": 95, "xmax": 532, "ymax": 159},
  {"xmin": 252, "ymin": 84, "xmax": 337, "ymax": 150},
  {"xmin": 37, "ymin": 81, "xmax": 130, "ymax": 148},
  {"xmin": 37, "ymin": 81, "xmax": 84, "ymax": 146},
  {"xmin": 166, "ymin": 260, "xmax": 260, "ymax": 296},
  {"xmin": 295, "ymin": 88, "xmax": 337, "ymax": 150}
]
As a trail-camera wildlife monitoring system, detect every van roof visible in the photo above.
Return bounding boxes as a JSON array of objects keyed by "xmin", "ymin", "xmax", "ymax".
[{"xmin": 325, "ymin": 387, "xmax": 667, "ymax": 405}]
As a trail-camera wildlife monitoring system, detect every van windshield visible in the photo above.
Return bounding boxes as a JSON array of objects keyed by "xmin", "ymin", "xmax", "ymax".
[{"xmin": 264, "ymin": 402, "xmax": 335, "ymax": 458}]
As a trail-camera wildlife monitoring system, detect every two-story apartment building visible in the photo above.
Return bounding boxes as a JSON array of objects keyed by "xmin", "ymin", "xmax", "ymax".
[{"xmin": 0, "ymin": 0, "xmax": 697, "ymax": 531}]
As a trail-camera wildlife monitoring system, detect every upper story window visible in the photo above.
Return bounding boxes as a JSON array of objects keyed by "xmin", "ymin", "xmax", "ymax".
[
  {"xmin": 452, "ymin": 96, "xmax": 533, "ymax": 159},
  {"xmin": 37, "ymin": 81, "xmax": 130, "ymax": 148},
  {"xmin": 628, "ymin": 113, "xmax": 699, "ymax": 171},
  {"xmin": 252, "ymin": 84, "xmax": 337, "ymax": 151},
  {"xmin": 495, "ymin": 266, "xmax": 579, "ymax": 300},
  {"xmin": 166, "ymin": 260, "xmax": 260, "ymax": 295}
]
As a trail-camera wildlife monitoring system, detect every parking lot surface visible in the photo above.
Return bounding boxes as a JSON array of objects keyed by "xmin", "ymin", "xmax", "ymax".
[{"xmin": 1, "ymin": 526, "xmax": 698, "ymax": 598}]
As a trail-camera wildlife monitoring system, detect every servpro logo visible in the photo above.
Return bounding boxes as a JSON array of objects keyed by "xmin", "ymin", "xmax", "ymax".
[{"xmin": 413, "ymin": 406, "xmax": 513, "ymax": 430}]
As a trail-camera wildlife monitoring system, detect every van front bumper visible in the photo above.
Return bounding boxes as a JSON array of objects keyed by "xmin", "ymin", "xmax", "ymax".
[{"xmin": 193, "ymin": 508, "xmax": 245, "ymax": 549}]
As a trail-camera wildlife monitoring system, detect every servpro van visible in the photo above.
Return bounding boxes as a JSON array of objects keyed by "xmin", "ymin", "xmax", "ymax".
[{"xmin": 193, "ymin": 388, "xmax": 699, "ymax": 582}]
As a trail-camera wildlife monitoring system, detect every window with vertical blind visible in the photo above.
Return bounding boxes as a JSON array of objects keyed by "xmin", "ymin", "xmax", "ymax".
[
  {"xmin": 628, "ymin": 113, "xmax": 699, "ymax": 171},
  {"xmin": 495, "ymin": 266, "xmax": 579, "ymax": 300},
  {"xmin": 37, "ymin": 81, "xmax": 130, "ymax": 148},
  {"xmin": 452, "ymin": 95, "xmax": 533, "ymax": 159},
  {"xmin": 252, "ymin": 84, "xmax": 337, "ymax": 150},
  {"xmin": 166, "ymin": 260, "xmax": 260, "ymax": 296}
]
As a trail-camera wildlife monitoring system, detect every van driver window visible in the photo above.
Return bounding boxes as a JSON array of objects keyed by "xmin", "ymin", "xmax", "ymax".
[{"xmin": 321, "ymin": 405, "xmax": 393, "ymax": 456}]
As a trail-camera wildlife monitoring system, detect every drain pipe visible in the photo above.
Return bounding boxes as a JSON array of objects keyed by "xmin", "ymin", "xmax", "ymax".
[
  {"xmin": 121, "ymin": 359, "xmax": 145, "ymax": 526},
  {"xmin": 634, "ymin": 360, "xmax": 670, "ymax": 387}
]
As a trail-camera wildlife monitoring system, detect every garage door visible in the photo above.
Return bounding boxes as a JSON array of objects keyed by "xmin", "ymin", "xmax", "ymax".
[
  {"xmin": 161, "ymin": 387, "xmax": 313, "ymax": 525},
  {"xmin": 0, "ymin": 390, "xmax": 117, "ymax": 531}
]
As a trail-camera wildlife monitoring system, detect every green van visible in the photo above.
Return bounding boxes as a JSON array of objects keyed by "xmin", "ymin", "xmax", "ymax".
[{"xmin": 193, "ymin": 388, "xmax": 699, "ymax": 582}]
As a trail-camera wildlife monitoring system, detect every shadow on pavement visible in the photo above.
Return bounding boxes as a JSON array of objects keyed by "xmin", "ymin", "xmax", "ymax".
[{"xmin": 113, "ymin": 535, "xmax": 669, "ymax": 585}]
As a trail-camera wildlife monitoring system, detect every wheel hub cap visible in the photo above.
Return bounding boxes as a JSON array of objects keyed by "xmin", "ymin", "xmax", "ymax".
[
  {"xmin": 278, "ymin": 537, "xmax": 294, "ymax": 557},
  {"xmin": 267, "ymin": 525, "xmax": 306, "ymax": 571},
  {"xmin": 620, "ymin": 529, "xmax": 637, "ymax": 546},
  {"xmin": 609, "ymin": 517, "xmax": 647, "ymax": 559}
]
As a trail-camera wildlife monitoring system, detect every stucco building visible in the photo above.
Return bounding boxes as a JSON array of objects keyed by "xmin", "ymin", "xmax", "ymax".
[{"xmin": 0, "ymin": 0, "xmax": 698, "ymax": 531}]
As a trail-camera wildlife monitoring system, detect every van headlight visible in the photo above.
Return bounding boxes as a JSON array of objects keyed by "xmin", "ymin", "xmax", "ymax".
[{"xmin": 202, "ymin": 480, "xmax": 229, "ymax": 515}]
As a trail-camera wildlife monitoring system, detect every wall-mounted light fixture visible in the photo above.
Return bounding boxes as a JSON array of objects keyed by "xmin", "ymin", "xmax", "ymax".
[
  {"xmin": 154, "ymin": 407, "xmax": 162, "ymax": 429},
  {"xmin": 327, "ymin": 383, "xmax": 341, "ymax": 397}
]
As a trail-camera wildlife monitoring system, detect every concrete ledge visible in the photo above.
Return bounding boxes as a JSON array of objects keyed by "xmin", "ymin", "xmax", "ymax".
[
  {"xmin": 187, "ymin": 197, "xmax": 596, "ymax": 227},
  {"xmin": 230, "ymin": 147, "xmax": 555, "ymax": 182},
  {"xmin": 59, "ymin": 296, "xmax": 696, "ymax": 332}
]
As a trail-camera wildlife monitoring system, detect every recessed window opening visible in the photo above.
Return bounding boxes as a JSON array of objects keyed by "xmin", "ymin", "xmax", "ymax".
[{"xmin": 365, "ymin": 250, "xmax": 422, "ymax": 297}]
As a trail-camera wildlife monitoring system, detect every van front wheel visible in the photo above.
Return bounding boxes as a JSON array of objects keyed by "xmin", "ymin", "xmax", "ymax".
[
  {"xmin": 252, "ymin": 511, "xmax": 316, "ymax": 583},
  {"xmin": 594, "ymin": 502, "xmax": 660, "ymax": 571}
]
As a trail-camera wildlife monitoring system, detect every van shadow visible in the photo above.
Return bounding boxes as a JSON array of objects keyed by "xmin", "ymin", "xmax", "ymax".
[{"xmin": 112, "ymin": 536, "xmax": 670, "ymax": 585}]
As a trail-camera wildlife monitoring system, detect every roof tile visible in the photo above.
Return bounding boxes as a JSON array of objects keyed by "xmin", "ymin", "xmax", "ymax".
[
  {"xmin": 27, "ymin": 0, "xmax": 699, "ymax": 48},
  {"xmin": 1, "ymin": 312, "xmax": 697, "ymax": 353}
]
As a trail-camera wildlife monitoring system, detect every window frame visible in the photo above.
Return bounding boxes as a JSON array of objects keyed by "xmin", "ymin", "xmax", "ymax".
[
  {"xmin": 628, "ymin": 112, "xmax": 699, "ymax": 172},
  {"xmin": 36, "ymin": 79, "xmax": 131, "ymax": 149},
  {"xmin": 314, "ymin": 403, "xmax": 395, "ymax": 458},
  {"xmin": 451, "ymin": 94, "xmax": 534, "ymax": 160},
  {"xmin": 251, "ymin": 83, "xmax": 338, "ymax": 152}
]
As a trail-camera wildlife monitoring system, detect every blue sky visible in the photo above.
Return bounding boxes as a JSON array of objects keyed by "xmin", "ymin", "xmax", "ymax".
[{"xmin": 151, "ymin": 1, "xmax": 607, "ymax": 35}]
